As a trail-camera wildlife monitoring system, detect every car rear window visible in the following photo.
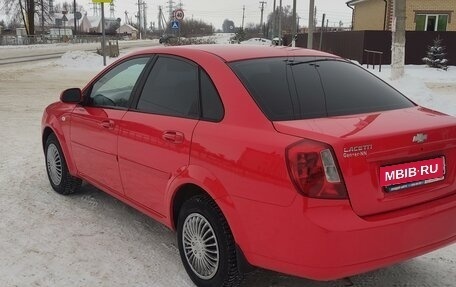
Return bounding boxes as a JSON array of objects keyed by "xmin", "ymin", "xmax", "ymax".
[{"xmin": 230, "ymin": 57, "xmax": 415, "ymax": 121}]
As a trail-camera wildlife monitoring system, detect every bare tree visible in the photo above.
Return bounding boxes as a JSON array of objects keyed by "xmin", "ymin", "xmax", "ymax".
[
  {"xmin": 266, "ymin": 5, "xmax": 296, "ymax": 36},
  {"xmin": 1, "ymin": 0, "xmax": 52, "ymax": 35}
]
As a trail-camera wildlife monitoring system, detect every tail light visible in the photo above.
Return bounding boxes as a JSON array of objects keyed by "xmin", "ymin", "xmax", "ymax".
[{"xmin": 286, "ymin": 139, "xmax": 348, "ymax": 199}]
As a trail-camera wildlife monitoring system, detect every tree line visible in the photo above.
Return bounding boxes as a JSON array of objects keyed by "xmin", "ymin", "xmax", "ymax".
[
  {"xmin": 1, "ymin": 0, "xmax": 85, "ymax": 35},
  {"xmin": 222, "ymin": 5, "xmax": 298, "ymax": 41}
]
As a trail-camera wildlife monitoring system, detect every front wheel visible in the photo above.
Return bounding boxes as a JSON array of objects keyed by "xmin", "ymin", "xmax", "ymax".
[
  {"xmin": 45, "ymin": 133, "xmax": 82, "ymax": 195},
  {"xmin": 177, "ymin": 195, "xmax": 243, "ymax": 287}
]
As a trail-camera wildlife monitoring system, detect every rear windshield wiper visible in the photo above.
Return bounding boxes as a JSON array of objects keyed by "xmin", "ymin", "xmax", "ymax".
[{"xmin": 286, "ymin": 58, "xmax": 343, "ymax": 66}]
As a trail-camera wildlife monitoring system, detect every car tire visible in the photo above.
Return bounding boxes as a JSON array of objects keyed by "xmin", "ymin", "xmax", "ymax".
[
  {"xmin": 45, "ymin": 133, "xmax": 82, "ymax": 195},
  {"xmin": 177, "ymin": 195, "xmax": 243, "ymax": 287}
]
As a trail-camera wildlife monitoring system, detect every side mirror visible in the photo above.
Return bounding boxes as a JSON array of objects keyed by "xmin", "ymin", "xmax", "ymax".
[{"xmin": 60, "ymin": 88, "xmax": 82, "ymax": 104}]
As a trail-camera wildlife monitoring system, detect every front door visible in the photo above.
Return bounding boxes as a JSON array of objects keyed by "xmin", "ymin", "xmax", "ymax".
[{"xmin": 70, "ymin": 57, "xmax": 150, "ymax": 194}]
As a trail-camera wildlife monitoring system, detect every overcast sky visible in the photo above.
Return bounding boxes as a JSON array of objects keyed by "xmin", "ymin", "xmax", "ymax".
[{"xmin": 54, "ymin": 0, "xmax": 353, "ymax": 30}]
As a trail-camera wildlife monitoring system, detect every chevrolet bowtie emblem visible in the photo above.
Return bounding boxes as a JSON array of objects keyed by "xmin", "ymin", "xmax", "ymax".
[{"xmin": 413, "ymin": 133, "xmax": 428, "ymax": 143}]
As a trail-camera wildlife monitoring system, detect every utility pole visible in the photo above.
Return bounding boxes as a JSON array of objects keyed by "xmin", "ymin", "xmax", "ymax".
[
  {"xmin": 158, "ymin": 7, "xmax": 162, "ymax": 31},
  {"xmin": 259, "ymin": 1, "xmax": 266, "ymax": 36},
  {"xmin": 137, "ymin": 0, "xmax": 142, "ymax": 39},
  {"xmin": 278, "ymin": 0, "xmax": 282, "ymax": 45},
  {"xmin": 41, "ymin": 0, "xmax": 45, "ymax": 35},
  {"xmin": 73, "ymin": 0, "xmax": 77, "ymax": 35},
  {"xmin": 167, "ymin": 0, "xmax": 175, "ymax": 20},
  {"xmin": 271, "ymin": 0, "xmax": 276, "ymax": 39},
  {"xmin": 307, "ymin": 0, "xmax": 315, "ymax": 49},
  {"xmin": 291, "ymin": 0, "xmax": 296, "ymax": 47},
  {"xmin": 49, "ymin": 0, "xmax": 54, "ymax": 14},
  {"xmin": 319, "ymin": 13, "xmax": 325, "ymax": 50},
  {"xmin": 391, "ymin": 0, "xmax": 406, "ymax": 79},
  {"xmin": 242, "ymin": 5, "xmax": 245, "ymax": 30},
  {"xmin": 143, "ymin": 1, "xmax": 147, "ymax": 38},
  {"xmin": 110, "ymin": 1, "xmax": 115, "ymax": 18},
  {"xmin": 101, "ymin": 2, "xmax": 106, "ymax": 66}
]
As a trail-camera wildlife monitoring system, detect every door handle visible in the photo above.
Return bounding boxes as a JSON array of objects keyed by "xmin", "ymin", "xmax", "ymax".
[
  {"xmin": 162, "ymin": 131, "xmax": 184, "ymax": 144},
  {"xmin": 100, "ymin": 120, "xmax": 115, "ymax": 129}
]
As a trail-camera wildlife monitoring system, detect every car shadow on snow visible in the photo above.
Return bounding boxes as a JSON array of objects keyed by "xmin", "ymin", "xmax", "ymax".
[{"xmin": 72, "ymin": 182, "xmax": 453, "ymax": 287}]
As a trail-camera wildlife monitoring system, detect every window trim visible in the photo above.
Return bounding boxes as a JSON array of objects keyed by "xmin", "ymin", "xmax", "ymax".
[{"xmin": 82, "ymin": 55, "xmax": 154, "ymax": 110}]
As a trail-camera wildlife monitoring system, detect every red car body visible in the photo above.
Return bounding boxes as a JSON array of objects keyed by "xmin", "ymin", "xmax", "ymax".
[{"xmin": 42, "ymin": 45, "xmax": 456, "ymax": 281}]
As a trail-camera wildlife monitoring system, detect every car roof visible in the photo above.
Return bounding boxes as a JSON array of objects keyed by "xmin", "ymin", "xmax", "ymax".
[{"xmin": 128, "ymin": 44, "xmax": 339, "ymax": 62}]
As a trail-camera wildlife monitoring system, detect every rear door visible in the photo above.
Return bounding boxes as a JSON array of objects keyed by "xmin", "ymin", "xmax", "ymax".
[
  {"xmin": 118, "ymin": 56, "xmax": 201, "ymax": 215},
  {"xmin": 71, "ymin": 57, "xmax": 150, "ymax": 194}
]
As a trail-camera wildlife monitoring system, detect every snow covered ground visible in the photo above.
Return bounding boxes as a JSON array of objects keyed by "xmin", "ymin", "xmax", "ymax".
[
  {"xmin": 0, "ymin": 47, "xmax": 455, "ymax": 287},
  {"xmin": 371, "ymin": 65, "xmax": 456, "ymax": 116}
]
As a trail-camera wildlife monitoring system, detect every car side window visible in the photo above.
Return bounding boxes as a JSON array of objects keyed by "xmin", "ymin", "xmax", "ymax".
[
  {"xmin": 89, "ymin": 57, "xmax": 149, "ymax": 108},
  {"xmin": 136, "ymin": 56, "xmax": 199, "ymax": 118},
  {"xmin": 200, "ymin": 69, "xmax": 224, "ymax": 121}
]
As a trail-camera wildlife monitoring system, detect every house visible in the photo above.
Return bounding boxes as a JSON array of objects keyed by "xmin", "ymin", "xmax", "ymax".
[
  {"xmin": 347, "ymin": 0, "xmax": 455, "ymax": 31},
  {"xmin": 80, "ymin": 15, "xmax": 118, "ymax": 33},
  {"xmin": 117, "ymin": 24, "xmax": 138, "ymax": 39}
]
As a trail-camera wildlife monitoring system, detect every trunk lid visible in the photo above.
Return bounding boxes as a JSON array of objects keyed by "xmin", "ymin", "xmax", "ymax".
[{"xmin": 274, "ymin": 107, "xmax": 456, "ymax": 216}]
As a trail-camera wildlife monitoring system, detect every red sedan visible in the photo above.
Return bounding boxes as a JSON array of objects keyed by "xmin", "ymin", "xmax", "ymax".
[{"xmin": 42, "ymin": 45, "xmax": 456, "ymax": 286}]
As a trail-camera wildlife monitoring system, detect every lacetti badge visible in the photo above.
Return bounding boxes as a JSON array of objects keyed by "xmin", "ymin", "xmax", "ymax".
[
  {"xmin": 343, "ymin": 144, "xmax": 373, "ymax": 158},
  {"xmin": 413, "ymin": 133, "xmax": 428, "ymax": 143}
]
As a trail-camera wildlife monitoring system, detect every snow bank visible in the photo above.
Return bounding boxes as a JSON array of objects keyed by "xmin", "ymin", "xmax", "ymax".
[
  {"xmin": 371, "ymin": 65, "xmax": 456, "ymax": 116},
  {"xmin": 194, "ymin": 33, "xmax": 235, "ymax": 44},
  {"xmin": 56, "ymin": 50, "xmax": 118, "ymax": 71}
]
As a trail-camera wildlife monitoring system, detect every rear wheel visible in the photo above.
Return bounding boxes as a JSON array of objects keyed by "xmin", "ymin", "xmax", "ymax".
[
  {"xmin": 45, "ymin": 133, "xmax": 82, "ymax": 195},
  {"xmin": 177, "ymin": 195, "xmax": 243, "ymax": 287}
]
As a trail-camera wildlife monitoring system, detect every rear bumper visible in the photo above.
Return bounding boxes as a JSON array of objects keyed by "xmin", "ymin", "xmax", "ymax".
[{"xmin": 235, "ymin": 193, "xmax": 456, "ymax": 280}]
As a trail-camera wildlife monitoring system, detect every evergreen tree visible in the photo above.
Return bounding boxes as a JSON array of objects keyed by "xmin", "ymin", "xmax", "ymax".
[{"xmin": 423, "ymin": 36, "xmax": 448, "ymax": 71}]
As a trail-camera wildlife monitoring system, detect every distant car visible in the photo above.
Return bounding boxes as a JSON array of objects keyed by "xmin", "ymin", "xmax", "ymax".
[
  {"xmin": 271, "ymin": 37, "xmax": 282, "ymax": 46},
  {"xmin": 42, "ymin": 45, "xmax": 456, "ymax": 286},
  {"xmin": 240, "ymin": 37, "xmax": 272, "ymax": 46}
]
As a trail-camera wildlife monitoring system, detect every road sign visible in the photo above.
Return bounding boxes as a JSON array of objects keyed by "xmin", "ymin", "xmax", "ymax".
[
  {"xmin": 171, "ymin": 20, "xmax": 179, "ymax": 29},
  {"xmin": 92, "ymin": 0, "xmax": 113, "ymax": 3},
  {"xmin": 174, "ymin": 9, "xmax": 184, "ymax": 20},
  {"xmin": 75, "ymin": 12, "xmax": 82, "ymax": 20},
  {"xmin": 62, "ymin": 15, "xmax": 68, "ymax": 22}
]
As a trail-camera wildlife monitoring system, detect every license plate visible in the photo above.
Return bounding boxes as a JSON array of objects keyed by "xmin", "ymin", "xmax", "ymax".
[{"xmin": 380, "ymin": 157, "xmax": 445, "ymax": 190}]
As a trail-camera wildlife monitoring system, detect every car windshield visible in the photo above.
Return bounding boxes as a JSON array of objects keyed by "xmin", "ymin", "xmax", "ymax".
[{"xmin": 230, "ymin": 57, "xmax": 415, "ymax": 121}]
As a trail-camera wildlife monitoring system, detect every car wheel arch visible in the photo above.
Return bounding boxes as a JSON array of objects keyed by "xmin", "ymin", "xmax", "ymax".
[
  {"xmin": 42, "ymin": 124, "xmax": 78, "ymax": 176},
  {"xmin": 42, "ymin": 126, "xmax": 55, "ymax": 152},
  {"xmin": 167, "ymin": 165, "xmax": 252, "ymax": 258}
]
